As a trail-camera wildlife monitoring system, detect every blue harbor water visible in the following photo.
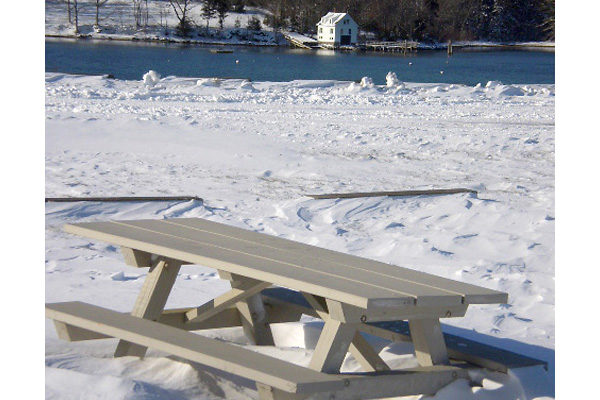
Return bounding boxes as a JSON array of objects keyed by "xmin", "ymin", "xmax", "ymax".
[{"xmin": 45, "ymin": 39, "xmax": 554, "ymax": 85}]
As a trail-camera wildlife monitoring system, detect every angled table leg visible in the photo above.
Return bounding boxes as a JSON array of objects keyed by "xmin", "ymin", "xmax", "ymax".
[
  {"xmin": 219, "ymin": 271, "xmax": 275, "ymax": 346},
  {"xmin": 309, "ymin": 318, "xmax": 358, "ymax": 373},
  {"xmin": 408, "ymin": 318, "xmax": 449, "ymax": 366},
  {"xmin": 114, "ymin": 257, "xmax": 181, "ymax": 357},
  {"xmin": 302, "ymin": 293, "xmax": 389, "ymax": 373}
]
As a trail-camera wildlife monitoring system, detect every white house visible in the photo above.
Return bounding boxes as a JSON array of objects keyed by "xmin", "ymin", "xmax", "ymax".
[{"xmin": 316, "ymin": 12, "xmax": 358, "ymax": 47}]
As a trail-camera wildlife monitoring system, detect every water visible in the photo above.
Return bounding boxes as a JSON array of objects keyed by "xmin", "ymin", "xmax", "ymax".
[{"xmin": 45, "ymin": 39, "xmax": 554, "ymax": 85}]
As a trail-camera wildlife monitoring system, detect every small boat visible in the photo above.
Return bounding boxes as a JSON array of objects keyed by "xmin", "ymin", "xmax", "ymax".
[{"xmin": 211, "ymin": 49, "xmax": 234, "ymax": 54}]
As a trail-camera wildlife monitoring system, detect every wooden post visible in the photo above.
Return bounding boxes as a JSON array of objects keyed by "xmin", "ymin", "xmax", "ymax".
[
  {"xmin": 309, "ymin": 319, "xmax": 357, "ymax": 373},
  {"xmin": 220, "ymin": 271, "xmax": 275, "ymax": 345},
  {"xmin": 448, "ymin": 40, "xmax": 453, "ymax": 56},
  {"xmin": 114, "ymin": 258, "xmax": 181, "ymax": 357},
  {"xmin": 408, "ymin": 318, "xmax": 449, "ymax": 366}
]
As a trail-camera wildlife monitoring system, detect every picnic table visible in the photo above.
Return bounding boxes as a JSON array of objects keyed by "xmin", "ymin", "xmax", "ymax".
[{"xmin": 46, "ymin": 217, "xmax": 522, "ymax": 399}]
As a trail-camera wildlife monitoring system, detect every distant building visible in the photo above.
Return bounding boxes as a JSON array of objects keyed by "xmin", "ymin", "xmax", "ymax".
[{"xmin": 316, "ymin": 12, "xmax": 358, "ymax": 47}]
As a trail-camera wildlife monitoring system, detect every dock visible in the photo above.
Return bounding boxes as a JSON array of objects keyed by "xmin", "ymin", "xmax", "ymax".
[
  {"xmin": 283, "ymin": 32, "xmax": 320, "ymax": 49},
  {"xmin": 363, "ymin": 40, "xmax": 419, "ymax": 53}
]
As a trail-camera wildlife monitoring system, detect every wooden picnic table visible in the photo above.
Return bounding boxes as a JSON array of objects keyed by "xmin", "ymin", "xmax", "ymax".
[{"xmin": 46, "ymin": 217, "xmax": 510, "ymax": 400}]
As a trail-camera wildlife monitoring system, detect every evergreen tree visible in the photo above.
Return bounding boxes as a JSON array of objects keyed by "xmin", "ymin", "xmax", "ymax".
[{"xmin": 202, "ymin": 0, "xmax": 218, "ymax": 30}]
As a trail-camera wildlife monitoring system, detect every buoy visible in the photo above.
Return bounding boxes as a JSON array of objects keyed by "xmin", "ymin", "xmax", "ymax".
[
  {"xmin": 235, "ymin": 60, "xmax": 240, "ymax": 64},
  {"xmin": 440, "ymin": 70, "xmax": 444, "ymax": 74}
]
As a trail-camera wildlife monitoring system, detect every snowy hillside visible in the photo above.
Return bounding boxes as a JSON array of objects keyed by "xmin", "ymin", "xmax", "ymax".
[
  {"xmin": 45, "ymin": 72, "xmax": 554, "ymax": 399},
  {"xmin": 45, "ymin": 0, "xmax": 282, "ymax": 45}
]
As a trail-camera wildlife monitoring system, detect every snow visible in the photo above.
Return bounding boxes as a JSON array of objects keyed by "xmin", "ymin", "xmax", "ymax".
[
  {"xmin": 45, "ymin": 71, "xmax": 554, "ymax": 399},
  {"xmin": 45, "ymin": 0, "xmax": 282, "ymax": 46}
]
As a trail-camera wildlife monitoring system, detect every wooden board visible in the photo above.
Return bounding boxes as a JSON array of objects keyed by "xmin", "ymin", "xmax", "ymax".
[
  {"xmin": 46, "ymin": 301, "xmax": 346, "ymax": 394},
  {"xmin": 64, "ymin": 218, "xmax": 507, "ymax": 309},
  {"xmin": 261, "ymin": 288, "xmax": 547, "ymax": 373},
  {"xmin": 306, "ymin": 188, "xmax": 477, "ymax": 200},
  {"xmin": 162, "ymin": 218, "xmax": 506, "ymax": 304}
]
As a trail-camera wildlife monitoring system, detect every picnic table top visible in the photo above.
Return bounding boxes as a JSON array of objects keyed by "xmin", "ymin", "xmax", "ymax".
[{"xmin": 64, "ymin": 218, "xmax": 507, "ymax": 310}]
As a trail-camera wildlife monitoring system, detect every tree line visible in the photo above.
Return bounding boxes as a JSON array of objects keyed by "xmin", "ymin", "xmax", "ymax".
[
  {"xmin": 249, "ymin": 0, "xmax": 554, "ymax": 42},
  {"xmin": 58, "ymin": 0, "xmax": 554, "ymax": 42}
]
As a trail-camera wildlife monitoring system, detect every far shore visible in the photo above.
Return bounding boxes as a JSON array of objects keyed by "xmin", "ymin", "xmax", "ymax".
[{"xmin": 45, "ymin": 33, "xmax": 554, "ymax": 52}]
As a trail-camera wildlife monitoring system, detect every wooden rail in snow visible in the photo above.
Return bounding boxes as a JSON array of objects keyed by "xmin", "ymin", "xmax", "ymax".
[
  {"xmin": 45, "ymin": 196, "xmax": 203, "ymax": 203},
  {"xmin": 306, "ymin": 188, "xmax": 477, "ymax": 200}
]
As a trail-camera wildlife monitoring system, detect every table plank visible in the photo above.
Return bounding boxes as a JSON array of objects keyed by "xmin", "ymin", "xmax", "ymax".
[
  {"xmin": 167, "ymin": 218, "xmax": 507, "ymax": 304},
  {"xmin": 65, "ymin": 222, "xmax": 408, "ymax": 309},
  {"xmin": 118, "ymin": 219, "xmax": 463, "ymax": 307}
]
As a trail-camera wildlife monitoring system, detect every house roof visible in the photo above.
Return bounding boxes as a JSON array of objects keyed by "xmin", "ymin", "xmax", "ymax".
[{"xmin": 316, "ymin": 12, "xmax": 348, "ymax": 26}]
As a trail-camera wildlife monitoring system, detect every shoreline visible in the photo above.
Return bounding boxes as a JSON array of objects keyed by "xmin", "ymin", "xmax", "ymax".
[
  {"xmin": 45, "ymin": 33, "xmax": 554, "ymax": 52},
  {"xmin": 44, "ymin": 33, "xmax": 280, "ymax": 47}
]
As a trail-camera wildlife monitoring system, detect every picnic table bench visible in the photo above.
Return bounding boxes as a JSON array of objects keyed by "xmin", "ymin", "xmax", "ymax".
[{"xmin": 45, "ymin": 217, "xmax": 540, "ymax": 399}]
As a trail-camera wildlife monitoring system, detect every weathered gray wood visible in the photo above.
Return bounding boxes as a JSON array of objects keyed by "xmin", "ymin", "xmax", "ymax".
[
  {"xmin": 185, "ymin": 279, "xmax": 272, "ymax": 323},
  {"xmin": 237, "ymin": 293, "xmax": 275, "ymax": 345},
  {"xmin": 301, "ymin": 294, "xmax": 389, "ymax": 373},
  {"xmin": 64, "ymin": 219, "xmax": 508, "ymax": 309},
  {"xmin": 114, "ymin": 258, "xmax": 181, "ymax": 357},
  {"xmin": 348, "ymin": 332, "xmax": 390, "ymax": 372},
  {"xmin": 47, "ymin": 302, "xmax": 468, "ymax": 399},
  {"xmin": 64, "ymin": 222, "xmax": 390, "ymax": 309},
  {"xmin": 53, "ymin": 321, "xmax": 110, "ymax": 341},
  {"xmin": 54, "ymin": 303, "xmax": 304, "ymax": 340},
  {"xmin": 262, "ymin": 288, "xmax": 547, "ymax": 373},
  {"xmin": 46, "ymin": 301, "xmax": 347, "ymax": 394},
  {"xmin": 310, "ymin": 366, "xmax": 467, "ymax": 400},
  {"xmin": 409, "ymin": 319, "xmax": 449, "ymax": 366},
  {"xmin": 306, "ymin": 188, "xmax": 477, "ymax": 200},
  {"xmin": 256, "ymin": 384, "xmax": 307, "ymax": 400},
  {"xmin": 165, "ymin": 218, "xmax": 507, "ymax": 305},
  {"xmin": 220, "ymin": 272, "xmax": 275, "ymax": 345},
  {"xmin": 118, "ymin": 219, "xmax": 463, "ymax": 307},
  {"xmin": 326, "ymin": 298, "xmax": 468, "ymax": 323},
  {"xmin": 181, "ymin": 223, "xmax": 506, "ymax": 305},
  {"xmin": 45, "ymin": 196, "xmax": 203, "ymax": 203},
  {"xmin": 309, "ymin": 319, "xmax": 358, "ymax": 373},
  {"xmin": 121, "ymin": 248, "xmax": 152, "ymax": 268}
]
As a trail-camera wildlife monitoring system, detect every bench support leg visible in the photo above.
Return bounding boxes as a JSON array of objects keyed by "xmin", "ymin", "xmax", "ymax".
[
  {"xmin": 114, "ymin": 258, "xmax": 181, "ymax": 357},
  {"xmin": 408, "ymin": 318, "xmax": 449, "ymax": 366},
  {"xmin": 309, "ymin": 319, "xmax": 357, "ymax": 373}
]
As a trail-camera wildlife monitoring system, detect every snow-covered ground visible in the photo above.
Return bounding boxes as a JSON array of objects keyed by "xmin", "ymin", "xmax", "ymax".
[
  {"xmin": 45, "ymin": 72, "xmax": 555, "ymax": 399},
  {"xmin": 45, "ymin": 0, "xmax": 283, "ymax": 45}
]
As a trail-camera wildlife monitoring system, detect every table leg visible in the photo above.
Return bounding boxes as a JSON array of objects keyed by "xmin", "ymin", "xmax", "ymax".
[
  {"xmin": 309, "ymin": 319, "xmax": 358, "ymax": 373},
  {"xmin": 302, "ymin": 293, "xmax": 389, "ymax": 373},
  {"xmin": 408, "ymin": 318, "xmax": 449, "ymax": 366},
  {"xmin": 114, "ymin": 258, "xmax": 181, "ymax": 357},
  {"xmin": 220, "ymin": 271, "xmax": 275, "ymax": 346}
]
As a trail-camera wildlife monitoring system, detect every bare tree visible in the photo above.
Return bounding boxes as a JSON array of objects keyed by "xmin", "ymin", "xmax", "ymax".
[
  {"xmin": 94, "ymin": 0, "xmax": 110, "ymax": 31},
  {"xmin": 169, "ymin": 0, "xmax": 197, "ymax": 36},
  {"xmin": 65, "ymin": 0, "xmax": 72, "ymax": 24},
  {"xmin": 72, "ymin": 0, "xmax": 80, "ymax": 34}
]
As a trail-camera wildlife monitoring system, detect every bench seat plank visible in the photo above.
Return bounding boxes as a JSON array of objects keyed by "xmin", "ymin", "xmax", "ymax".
[{"xmin": 46, "ymin": 301, "xmax": 346, "ymax": 394}]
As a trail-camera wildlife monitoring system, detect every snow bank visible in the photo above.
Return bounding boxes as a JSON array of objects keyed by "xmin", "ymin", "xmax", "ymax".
[
  {"xmin": 45, "ymin": 72, "xmax": 554, "ymax": 399},
  {"xmin": 142, "ymin": 70, "xmax": 161, "ymax": 87}
]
